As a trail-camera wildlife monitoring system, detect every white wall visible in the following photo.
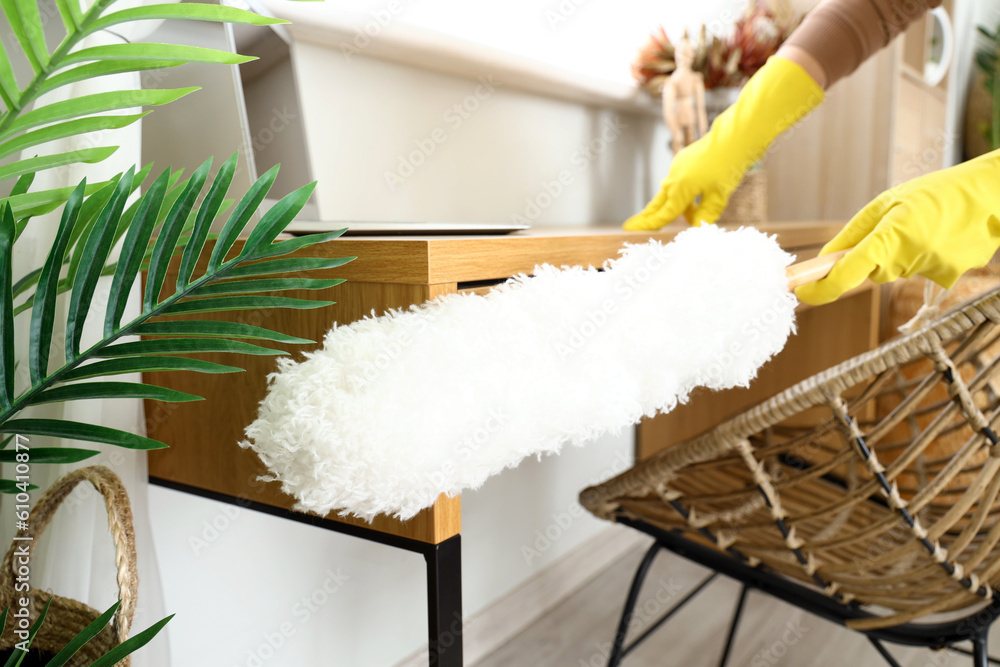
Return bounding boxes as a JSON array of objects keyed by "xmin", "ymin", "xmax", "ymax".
[
  {"xmin": 304, "ymin": 0, "xmax": 750, "ymax": 86},
  {"xmin": 292, "ymin": 41, "xmax": 661, "ymax": 225}
]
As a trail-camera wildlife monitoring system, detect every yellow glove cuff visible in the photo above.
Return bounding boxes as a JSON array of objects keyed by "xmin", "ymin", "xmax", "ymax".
[{"xmin": 710, "ymin": 56, "xmax": 826, "ymax": 189}]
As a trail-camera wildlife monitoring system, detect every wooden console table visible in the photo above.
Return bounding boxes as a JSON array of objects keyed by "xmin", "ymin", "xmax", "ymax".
[{"xmin": 144, "ymin": 221, "xmax": 869, "ymax": 665}]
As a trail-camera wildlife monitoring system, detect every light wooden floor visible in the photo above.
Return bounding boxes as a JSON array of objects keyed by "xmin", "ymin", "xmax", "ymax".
[{"xmin": 473, "ymin": 537, "xmax": 997, "ymax": 667}]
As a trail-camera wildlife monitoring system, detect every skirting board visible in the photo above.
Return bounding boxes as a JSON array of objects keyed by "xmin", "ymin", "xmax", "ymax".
[{"xmin": 395, "ymin": 524, "xmax": 649, "ymax": 666}]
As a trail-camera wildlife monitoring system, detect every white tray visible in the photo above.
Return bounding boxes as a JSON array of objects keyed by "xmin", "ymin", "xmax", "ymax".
[{"xmin": 284, "ymin": 220, "xmax": 532, "ymax": 236}]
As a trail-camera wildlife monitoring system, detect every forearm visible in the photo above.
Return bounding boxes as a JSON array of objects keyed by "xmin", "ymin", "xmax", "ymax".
[{"xmin": 780, "ymin": 0, "xmax": 941, "ymax": 89}]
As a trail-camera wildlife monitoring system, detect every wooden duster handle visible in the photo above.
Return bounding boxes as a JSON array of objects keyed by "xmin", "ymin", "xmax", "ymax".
[{"xmin": 786, "ymin": 250, "xmax": 849, "ymax": 290}]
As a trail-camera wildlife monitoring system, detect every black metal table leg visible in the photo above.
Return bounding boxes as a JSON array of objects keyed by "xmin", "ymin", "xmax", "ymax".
[{"xmin": 426, "ymin": 534, "xmax": 463, "ymax": 667}]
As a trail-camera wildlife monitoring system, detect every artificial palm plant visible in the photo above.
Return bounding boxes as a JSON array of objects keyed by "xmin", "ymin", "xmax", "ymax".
[
  {"xmin": 2, "ymin": 158, "xmax": 348, "ymax": 467},
  {"xmin": 0, "ymin": 0, "xmax": 351, "ymax": 661}
]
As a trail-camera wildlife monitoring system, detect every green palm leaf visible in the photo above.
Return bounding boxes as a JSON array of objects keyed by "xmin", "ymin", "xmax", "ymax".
[
  {"xmin": 0, "ymin": 42, "xmax": 19, "ymax": 109},
  {"xmin": 2, "ymin": 598, "xmax": 51, "ymax": 667},
  {"xmin": 7, "ymin": 185, "xmax": 101, "ymax": 221},
  {"xmin": 104, "ymin": 168, "xmax": 170, "ymax": 335},
  {"xmin": 11, "ymin": 167, "xmax": 154, "ymax": 320},
  {"xmin": 59, "ymin": 357, "xmax": 243, "ymax": 382},
  {"xmin": 0, "ymin": 114, "xmax": 146, "ymax": 161},
  {"xmin": 3, "ymin": 89, "xmax": 195, "ymax": 137},
  {"xmin": 0, "ymin": 446, "xmax": 97, "ymax": 464},
  {"xmin": 7, "ymin": 167, "xmax": 149, "ymax": 235},
  {"xmin": 163, "ymin": 295, "xmax": 330, "ymax": 315},
  {"xmin": 220, "ymin": 255, "xmax": 356, "ymax": 279},
  {"xmin": 65, "ymin": 167, "xmax": 134, "ymax": 358},
  {"xmin": 245, "ymin": 228, "xmax": 350, "ymax": 261},
  {"xmin": 241, "ymin": 182, "xmax": 317, "ymax": 257},
  {"xmin": 0, "ymin": 147, "xmax": 117, "ymax": 182},
  {"xmin": 60, "ymin": 43, "xmax": 252, "ymax": 68},
  {"xmin": 131, "ymin": 320, "xmax": 313, "ymax": 344},
  {"xmin": 144, "ymin": 158, "xmax": 211, "ymax": 310},
  {"xmin": 53, "ymin": 0, "xmax": 80, "ymax": 32},
  {"xmin": 87, "ymin": 614, "xmax": 174, "ymax": 667},
  {"xmin": 36, "ymin": 60, "xmax": 185, "ymax": 97},
  {"xmin": 28, "ymin": 181, "xmax": 85, "ymax": 385},
  {"xmin": 27, "ymin": 382, "xmax": 202, "ymax": 405},
  {"xmin": 0, "ymin": 480, "xmax": 37, "ymax": 493},
  {"xmin": 0, "ymin": 601, "xmax": 173, "ymax": 667},
  {"xmin": 1, "ymin": 419, "xmax": 166, "ymax": 450},
  {"xmin": 187, "ymin": 277, "xmax": 344, "ymax": 297},
  {"xmin": 111, "ymin": 164, "xmax": 174, "ymax": 239},
  {"xmin": 178, "ymin": 154, "xmax": 236, "ymax": 288},
  {"xmin": 13, "ymin": 0, "xmax": 49, "ymax": 67},
  {"xmin": 1, "ymin": 0, "xmax": 48, "ymax": 74},
  {"xmin": 96, "ymin": 338, "xmax": 285, "ymax": 357},
  {"xmin": 60, "ymin": 165, "xmax": 150, "ymax": 304},
  {"xmin": 66, "ymin": 177, "xmax": 119, "ymax": 253},
  {"xmin": 89, "ymin": 3, "xmax": 286, "ymax": 31},
  {"xmin": 0, "ymin": 205, "xmax": 13, "ymax": 408},
  {"xmin": 43, "ymin": 601, "xmax": 120, "ymax": 667},
  {"xmin": 9, "ymin": 172, "xmax": 34, "ymax": 197},
  {"xmin": 209, "ymin": 165, "xmax": 279, "ymax": 269}
]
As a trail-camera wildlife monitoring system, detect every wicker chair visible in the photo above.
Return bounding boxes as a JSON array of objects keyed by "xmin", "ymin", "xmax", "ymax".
[{"xmin": 581, "ymin": 285, "xmax": 1000, "ymax": 667}]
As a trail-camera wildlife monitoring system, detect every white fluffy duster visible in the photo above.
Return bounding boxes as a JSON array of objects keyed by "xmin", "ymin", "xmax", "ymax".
[{"xmin": 241, "ymin": 225, "xmax": 798, "ymax": 520}]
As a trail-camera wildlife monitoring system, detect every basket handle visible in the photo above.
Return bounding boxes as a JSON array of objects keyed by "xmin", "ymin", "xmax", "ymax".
[
  {"xmin": 786, "ymin": 249, "xmax": 849, "ymax": 290},
  {"xmin": 0, "ymin": 465, "xmax": 138, "ymax": 644}
]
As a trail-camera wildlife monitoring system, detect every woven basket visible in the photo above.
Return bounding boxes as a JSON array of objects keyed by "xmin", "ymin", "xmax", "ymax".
[
  {"xmin": 0, "ymin": 466, "xmax": 138, "ymax": 665},
  {"xmin": 582, "ymin": 285, "xmax": 1000, "ymax": 630},
  {"xmin": 717, "ymin": 169, "xmax": 767, "ymax": 226}
]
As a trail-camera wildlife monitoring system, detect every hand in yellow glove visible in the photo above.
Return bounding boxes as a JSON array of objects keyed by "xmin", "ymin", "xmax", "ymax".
[
  {"xmin": 796, "ymin": 149, "xmax": 1000, "ymax": 306},
  {"xmin": 624, "ymin": 56, "xmax": 825, "ymax": 231}
]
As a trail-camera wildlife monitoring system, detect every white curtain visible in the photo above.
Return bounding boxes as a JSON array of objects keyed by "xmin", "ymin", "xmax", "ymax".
[{"xmin": 5, "ymin": 25, "xmax": 171, "ymax": 667}]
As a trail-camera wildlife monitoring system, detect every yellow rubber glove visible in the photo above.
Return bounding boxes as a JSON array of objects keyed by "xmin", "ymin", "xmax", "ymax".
[
  {"xmin": 796, "ymin": 149, "xmax": 1000, "ymax": 306},
  {"xmin": 624, "ymin": 56, "xmax": 825, "ymax": 231}
]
